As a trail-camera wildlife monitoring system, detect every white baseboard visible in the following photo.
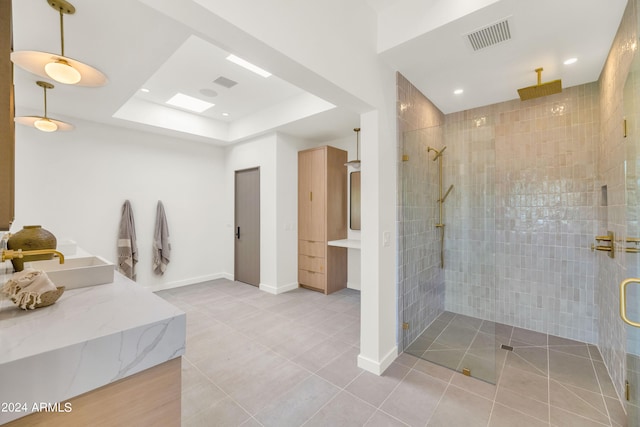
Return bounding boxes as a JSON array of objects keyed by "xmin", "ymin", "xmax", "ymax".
[
  {"xmin": 357, "ymin": 346, "xmax": 398, "ymax": 375},
  {"xmin": 147, "ymin": 272, "xmax": 233, "ymax": 292},
  {"xmin": 259, "ymin": 282, "xmax": 299, "ymax": 295},
  {"xmin": 347, "ymin": 281, "xmax": 361, "ymax": 291}
]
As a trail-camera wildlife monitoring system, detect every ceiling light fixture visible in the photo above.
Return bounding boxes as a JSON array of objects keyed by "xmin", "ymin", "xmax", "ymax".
[
  {"xmin": 345, "ymin": 128, "xmax": 361, "ymax": 169},
  {"xmin": 226, "ymin": 54, "xmax": 272, "ymax": 78},
  {"xmin": 454, "ymin": 89, "xmax": 464, "ymax": 95},
  {"xmin": 166, "ymin": 93, "xmax": 214, "ymax": 113},
  {"xmin": 15, "ymin": 81, "xmax": 74, "ymax": 132},
  {"xmin": 140, "ymin": 88, "xmax": 150, "ymax": 93},
  {"xmin": 11, "ymin": 0, "xmax": 107, "ymax": 87},
  {"xmin": 563, "ymin": 57, "xmax": 578, "ymax": 65}
]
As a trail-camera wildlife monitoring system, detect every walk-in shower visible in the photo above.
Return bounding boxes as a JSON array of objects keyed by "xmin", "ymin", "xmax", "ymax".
[{"xmin": 400, "ymin": 89, "xmax": 601, "ymax": 385}]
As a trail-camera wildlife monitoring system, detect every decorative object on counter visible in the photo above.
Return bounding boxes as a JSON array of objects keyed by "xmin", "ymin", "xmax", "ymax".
[
  {"xmin": 118, "ymin": 200, "xmax": 138, "ymax": 281},
  {"xmin": 153, "ymin": 201, "xmax": 171, "ymax": 275},
  {"xmin": 7, "ymin": 225, "xmax": 57, "ymax": 272},
  {"xmin": 1, "ymin": 269, "xmax": 64, "ymax": 309}
]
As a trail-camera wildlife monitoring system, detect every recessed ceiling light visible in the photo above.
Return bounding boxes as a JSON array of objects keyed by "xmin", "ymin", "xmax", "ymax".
[
  {"xmin": 222, "ymin": 112, "xmax": 230, "ymax": 117},
  {"xmin": 454, "ymin": 89, "xmax": 464, "ymax": 95},
  {"xmin": 140, "ymin": 88, "xmax": 150, "ymax": 93},
  {"xmin": 199, "ymin": 88, "xmax": 218, "ymax": 97},
  {"xmin": 166, "ymin": 93, "xmax": 214, "ymax": 113},
  {"xmin": 564, "ymin": 58, "xmax": 578, "ymax": 65},
  {"xmin": 226, "ymin": 54, "xmax": 272, "ymax": 78}
]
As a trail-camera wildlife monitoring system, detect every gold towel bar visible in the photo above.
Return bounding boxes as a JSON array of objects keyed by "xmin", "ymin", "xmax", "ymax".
[{"xmin": 592, "ymin": 232, "xmax": 615, "ymax": 258}]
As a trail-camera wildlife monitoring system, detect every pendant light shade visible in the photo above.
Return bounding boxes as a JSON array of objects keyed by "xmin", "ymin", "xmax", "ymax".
[
  {"xmin": 15, "ymin": 81, "xmax": 74, "ymax": 132},
  {"xmin": 45, "ymin": 58, "xmax": 81, "ymax": 84},
  {"xmin": 34, "ymin": 118, "xmax": 58, "ymax": 132},
  {"xmin": 11, "ymin": 0, "xmax": 107, "ymax": 87},
  {"xmin": 345, "ymin": 127, "xmax": 361, "ymax": 168}
]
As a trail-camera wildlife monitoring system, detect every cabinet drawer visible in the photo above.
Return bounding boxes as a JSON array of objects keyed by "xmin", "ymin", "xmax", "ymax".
[
  {"xmin": 299, "ymin": 240, "xmax": 325, "ymax": 257},
  {"xmin": 298, "ymin": 269, "xmax": 325, "ymax": 291},
  {"xmin": 298, "ymin": 254, "xmax": 325, "ymax": 273}
]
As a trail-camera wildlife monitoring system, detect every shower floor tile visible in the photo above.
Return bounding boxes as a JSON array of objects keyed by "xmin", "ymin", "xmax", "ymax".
[
  {"xmin": 158, "ymin": 284, "xmax": 626, "ymax": 426},
  {"xmin": 404, "ymin": 311, "xmax": 625, "ymax": 427}
]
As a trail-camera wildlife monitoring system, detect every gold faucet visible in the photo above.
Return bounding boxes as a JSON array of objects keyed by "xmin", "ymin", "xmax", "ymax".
[{"xmin": 1, "ymin": 249, "xmax": 65, "ymax": 264}]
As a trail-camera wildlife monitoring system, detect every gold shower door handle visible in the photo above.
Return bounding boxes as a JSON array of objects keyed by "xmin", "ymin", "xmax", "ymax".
[{"xmin": 620, "ymin": 278, "xmax": 640, "ymax": 328}]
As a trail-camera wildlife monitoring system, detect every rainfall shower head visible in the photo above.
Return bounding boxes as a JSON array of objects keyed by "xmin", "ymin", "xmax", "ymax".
[
  {"xmin": 428, "ymin": 145, "xmax": 447, "ymax": 161},
  {"xmin": 517, "ymin": 68, "xmax": 562, "ymax": 101}
]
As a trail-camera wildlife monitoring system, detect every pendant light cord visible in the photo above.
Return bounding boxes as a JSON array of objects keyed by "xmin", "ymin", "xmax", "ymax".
[
  {"xmin": 59, "ymin": 9, "xmax": 65, "ymax": 56},
  {"xmin": 43, "ymin": 85, "xmax": 48, "ymax": 118}
]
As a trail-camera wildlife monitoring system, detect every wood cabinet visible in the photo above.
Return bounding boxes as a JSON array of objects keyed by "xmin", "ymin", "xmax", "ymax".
[
  {"xmin": 298, "ymin": 146, "xmax": 347, "ymax": 294},
  {"xmin": 0, "ymin": 0, "xmax": 15, "ymax": 230},
  {"xmin": 0, "ymin": 0, "xmax": 15, "ymax": 231}
]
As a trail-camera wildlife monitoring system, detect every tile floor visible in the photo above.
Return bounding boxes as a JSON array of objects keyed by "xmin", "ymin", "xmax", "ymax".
[{"xmin": 156, "ymin": 280, "xmax": 628, "ymax": 426}]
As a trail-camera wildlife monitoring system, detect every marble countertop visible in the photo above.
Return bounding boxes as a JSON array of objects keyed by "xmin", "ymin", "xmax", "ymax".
[{"xmin": 0, "ymin": 270, "xmax": 185, "ymax": 424}]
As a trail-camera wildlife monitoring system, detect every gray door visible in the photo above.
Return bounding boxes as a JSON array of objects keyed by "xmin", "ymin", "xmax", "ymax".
[{"xmin": 234, "ymin": 168, "xmax": 260, "ymax": 286}]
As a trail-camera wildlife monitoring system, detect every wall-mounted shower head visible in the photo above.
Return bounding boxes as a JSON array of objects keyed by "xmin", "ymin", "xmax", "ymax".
[{"xmin": 428, "ymin": 145, "xmax": 447, "ymax": 161}]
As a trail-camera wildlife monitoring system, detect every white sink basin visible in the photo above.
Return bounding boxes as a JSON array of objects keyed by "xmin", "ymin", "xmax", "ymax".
[{"xmin": 26, "ymin": 256, "xmax": 115, "ymax": 289}]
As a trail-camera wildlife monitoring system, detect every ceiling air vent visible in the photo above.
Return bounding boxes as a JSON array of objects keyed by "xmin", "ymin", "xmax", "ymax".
[
  {"xmin": 465, "ymin": 18, "xmax": 512, "ymax": 51},
  {"xmin": 213, "ymin": 76, "xmax": 238, "ymax": 89}
]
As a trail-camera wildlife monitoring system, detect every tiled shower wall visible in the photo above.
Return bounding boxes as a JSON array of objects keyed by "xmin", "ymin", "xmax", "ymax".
[
  {"xmin": 396, "ymin": 73, "xmax": 445, "ymax": 349},
  {"xmin": 443, "ymin": 86, "xmax": 599, "ymax": 344}
]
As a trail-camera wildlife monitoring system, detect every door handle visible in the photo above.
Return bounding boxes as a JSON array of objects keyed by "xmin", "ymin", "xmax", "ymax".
[
  {"xmin": 236, "ymin": 227, "xmax": 240, "ymax": 239},
  {"xmin": 620, "ymin": 278, "xmax": 640, "ymax": 327}
]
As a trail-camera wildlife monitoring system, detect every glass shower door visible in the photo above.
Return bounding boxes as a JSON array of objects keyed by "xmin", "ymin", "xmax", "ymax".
[
  {"xmin": 623, "ymin": 43, "xmax": 640, "ymax": 426},
  {"xmin": 401, "ymin": 125, "xmax": 497, "ymax": 384}
]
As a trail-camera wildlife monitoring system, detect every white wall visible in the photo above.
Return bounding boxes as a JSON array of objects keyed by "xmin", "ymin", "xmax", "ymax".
[
  {"xmin": 224, "ymin": 134, "xmax": 278, "ymax": 290},
  {"xmin": 224, "ymin": 132, "xmax": 319, "ymax": 294},
  {"xmin": 12, "ymin": 118, "xmax": 228, "ymax": 290}
]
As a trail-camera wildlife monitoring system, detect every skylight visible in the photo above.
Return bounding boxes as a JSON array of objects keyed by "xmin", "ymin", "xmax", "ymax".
[
  {"xmin": 166, "ymin": 93, "xmax": 215, "ymax": 113},
  {"xmin": 226, "ymin": 54, "xmax": 272, "ymax": 78}
]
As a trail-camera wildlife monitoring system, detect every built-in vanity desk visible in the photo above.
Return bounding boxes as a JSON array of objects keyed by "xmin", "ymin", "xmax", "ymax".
[
  {"xmin": 0, "ymin": 270, "xmax": 185, "ymax": 426},
  {"xmin": 327, "ymin": 239, "xmax": 361, "ymax": 250}
]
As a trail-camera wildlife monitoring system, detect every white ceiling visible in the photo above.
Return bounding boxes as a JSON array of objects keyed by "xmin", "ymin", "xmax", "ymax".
[{"xmin": 10, "ymin": 0, "xmax": 629, "ymax": 144}]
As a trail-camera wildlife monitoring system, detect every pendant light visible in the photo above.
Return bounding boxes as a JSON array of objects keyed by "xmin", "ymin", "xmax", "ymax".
[
  {"xmin": 15, "ymin": 81, "xmax": 74, "ymax": 132},
  {"xmin": 345, "ymin": 127, "xmax": 361, "ymax": 168},
  {"xmin": 11, "ymin": 0, "xmax": 107, "ymax": 87}
]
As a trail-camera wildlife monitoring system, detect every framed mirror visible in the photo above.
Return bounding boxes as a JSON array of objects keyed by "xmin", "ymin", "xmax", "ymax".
[{"xmin": 350, "ymin": 171, "xmax": 361, "ymax": 230}]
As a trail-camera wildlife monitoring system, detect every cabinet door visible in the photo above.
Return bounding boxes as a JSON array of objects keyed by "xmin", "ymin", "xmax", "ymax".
[
  {"xmin": 299, "ymin": 148, "xmax": 326, "ymax": 242},
  {"xmin": 298, "ymin": 150, "xmax": 313, "ymax": 240},
  {"xmin": 308, "ymin": 148, "xmax": 326, "ymax": 241}
]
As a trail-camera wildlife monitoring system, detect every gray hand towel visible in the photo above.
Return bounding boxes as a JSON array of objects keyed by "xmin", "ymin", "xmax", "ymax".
[
  {"xmin": 153, "ymin": 201, "xmax": 171, "ymax": 275},
  {"xmin": 118, "ymin": 200, "xmax": 138, "ymax": 280}
]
